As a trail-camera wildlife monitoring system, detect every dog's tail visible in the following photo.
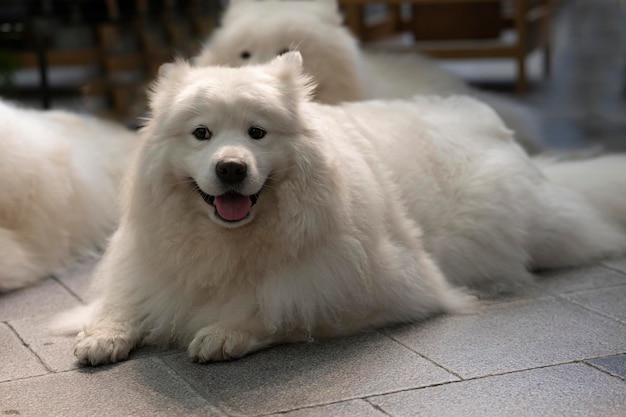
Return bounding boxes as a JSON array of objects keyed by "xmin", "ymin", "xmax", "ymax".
[{"xmin": 528, "ymin": 154, "xmax": 626, "ymax": 269}]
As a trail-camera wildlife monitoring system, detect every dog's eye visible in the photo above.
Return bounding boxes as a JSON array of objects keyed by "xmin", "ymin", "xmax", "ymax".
[
  {"xmin": 248, "ymin": 126, "xmax": 266, "ymax": 140},
  {"xmin": 240, "ymin": 51, "xmax": 251, "ymax": 59},
  {"xmin": 192, "ymin": 126, "xmax": 212, "ymax": 140},
  {"xmin": 277, "ymin": 48, "xmax": 290, "ymax": 56}
]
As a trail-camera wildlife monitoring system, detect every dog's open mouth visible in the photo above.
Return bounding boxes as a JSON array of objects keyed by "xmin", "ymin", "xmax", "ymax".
[{"xmin": 194, "ymin": 182, "xmax": 260, "ymax": 223}]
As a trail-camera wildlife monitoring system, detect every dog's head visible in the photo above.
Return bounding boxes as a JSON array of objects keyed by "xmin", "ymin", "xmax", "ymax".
[
  {"xmin": 143, "ymin": 51, "xmax": 314, "ymax": 229},
  {"xmin": 193, "ymin": 0, "xmax": 362, "ymax": 103}
]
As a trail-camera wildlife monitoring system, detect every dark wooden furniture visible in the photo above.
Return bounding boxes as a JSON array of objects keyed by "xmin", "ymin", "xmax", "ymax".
[
  {"xmin": 1, "ymin": 0, "xmax": 220, "ymax": 121},
  {"xmin": 340, "ymin": 0, "xmax": 554, "ymax": 94}
]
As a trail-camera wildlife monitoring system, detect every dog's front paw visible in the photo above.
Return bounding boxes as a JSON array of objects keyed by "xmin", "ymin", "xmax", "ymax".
[
  {"xmin": 74, "ymin": 327, "xmax": 136, "ymax": 366},
  {"xmin": 188, "ymin": 326, "xmax": 267, "ymax": 363}
]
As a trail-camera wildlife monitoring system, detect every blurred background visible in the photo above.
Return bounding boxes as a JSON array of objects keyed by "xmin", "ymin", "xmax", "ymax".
[{"xmin": 1, "ymin": 0, "xmax": 624, "ymax": 150}]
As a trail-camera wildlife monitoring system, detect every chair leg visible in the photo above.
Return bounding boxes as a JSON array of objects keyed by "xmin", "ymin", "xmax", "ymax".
[
  {"xmin": 543, "ymin": 44, "xmax": 552, "ymax": 79},
  {"xmin": 516, "ymin": 55, "xmax": 528, "ymax": 94}
]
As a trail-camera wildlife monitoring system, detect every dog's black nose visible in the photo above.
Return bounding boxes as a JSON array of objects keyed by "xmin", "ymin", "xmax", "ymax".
[{"xmin": 216, "ymin": 160, "xmax": 247, "ymax": 184}]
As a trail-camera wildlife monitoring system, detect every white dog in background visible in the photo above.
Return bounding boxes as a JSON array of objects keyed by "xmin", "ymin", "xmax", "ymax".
[
  {"xmin": 194, "ymin": 0, "xmax": 545, "ymax": 153},
  {"xmin": 0, "ymin": 100, "xmax": 138, "ymax": 292},
  {"xmin": 65, "ymin": 53, "xmax": 626, "ymax": 366}
]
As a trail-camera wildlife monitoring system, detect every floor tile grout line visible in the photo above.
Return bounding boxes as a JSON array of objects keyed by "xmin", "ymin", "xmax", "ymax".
[
  {"xmin": 0, "ymin": 353, "xmax": 173, "ymax": 385},
  {"xmin": 364, "ymin": 399, "xmax": 396, "ymax": 417},
  {"xmin": 155, "ymin": 356, "xmax": 236, "ymax": 417},
  {"xmin": 51, "ymin": 275, "xmax": 85, "ymax": 304},
  {"xmin": 600, "ymin": 263, "xmax": 626, "ymax": 277},
  {"xmin": 249, "ymin": 398, "xmax": 392, "ymax": 417},
  {"xmin": 4, "ymin": 321, "xmax": 53, "ymax": 374},
  {"xmin": 378, "ymin": 331, "xmax": 464, "ymax": 380},
  {"xmin": 555, "ymin": 294, "xmax": 626, "ymax": 325},
  {"xmin": 358, "ymin": 358, "xmax": 623, "ymax": 402},
  {"xmin": 583, "ymin": 360, "xmax": 626, "ymax": 382},
  {"xmin": 0, "ymin": 364, "xmax": 84, "ymax": 385},
  {"xmin": 147, "ymin": 356, "xmax": 229, "ymax": 415}
]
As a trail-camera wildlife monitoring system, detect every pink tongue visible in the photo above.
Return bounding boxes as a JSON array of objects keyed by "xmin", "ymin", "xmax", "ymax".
[{"xmin": 214, "ymin": 194, "xmax": 252, "ymax": 221}]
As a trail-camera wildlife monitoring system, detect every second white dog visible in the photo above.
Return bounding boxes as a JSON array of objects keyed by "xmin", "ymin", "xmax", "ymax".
[{"xmin": 195, "ymin": 0, "xmax": 545, "ymax": 153}]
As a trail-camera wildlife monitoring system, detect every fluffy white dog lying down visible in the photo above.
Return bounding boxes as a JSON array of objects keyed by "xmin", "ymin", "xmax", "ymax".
[
  {"xmin": 65, "ymin": 53, "xmax": 626, "ymax": 366},
  {"xmin": 0, "ymin": 100, "xmax": 138, "ymax": 292},
  {"xmin": 194, "ymin": 0, "xmax": 545, "ymax": 153}
]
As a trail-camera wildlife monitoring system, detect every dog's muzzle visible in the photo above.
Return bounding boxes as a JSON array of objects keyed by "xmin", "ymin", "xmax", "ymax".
[{"xmin": 194, "ymin": 182, "xmax": 260, "ymax": 223}]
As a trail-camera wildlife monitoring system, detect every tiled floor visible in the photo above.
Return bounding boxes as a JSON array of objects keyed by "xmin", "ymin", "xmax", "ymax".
[
  {"xmin": 1, "ymin": 261, "xmax": 625, "ymax": 416},
  {"xmin": 1, "ymin": 0, "xmax": 626, "ymax": 416}
]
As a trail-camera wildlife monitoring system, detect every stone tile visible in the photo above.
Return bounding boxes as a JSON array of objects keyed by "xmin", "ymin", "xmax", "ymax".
[
  {"xmin": 8, "ymin": 316, "xmax": 78, "ymax": 372},
  {"xmin": 268, "ymin": 400, "xmax": 387, "ymax": 417},
  {"xmin": 0, "ymin": 323, "xmax": 48, "ymax": 382},
  {"xmin": 0, "ymin": 278, "xmax": 79, "ymax": 322},
  {"xmin": 488, "ymin": 265, "xmax": 626, "ymax": 305},
  {"xmin": 385, "ymin": 297, "xmax": 626, "ymax": 378},
  {"xmin": 53, "ymin": 258, "xmax": 100, "ymax": 302},
  {"xmin": 604, "ymin": 258, "xmax": 626, "ymax": 275},
  {"xmin": 9, "ymin": 314, "xmax": 183, "ymax": 372},
  {"xmin": 587, "ymin": 354, "xmax": 626, "ymax": 381},
  {"xmin": 562, "ymin": 284, "xmax": 626, "ymax": 323},
  {"xmin": 0, "ymin": 357, "xmax": 224, "ymax": 417},
  {"xmin": 163, "ymin": 332, "xmax": 457, "ymax": 416},
  {"xmin": 369, "ymin": 363, "xmax": 626, "ymax": 417}
]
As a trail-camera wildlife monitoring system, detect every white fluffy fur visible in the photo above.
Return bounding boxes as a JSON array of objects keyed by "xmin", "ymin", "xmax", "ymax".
[
  {"xmin": 0, "ymin": 100, "xmax": 138, "ymax": 292},
  {"xmin": 62, "ymin": 53, "xmax": 626, "ymax": 366},
  {"xmin": 194, "ymin": 0, "xmax": 545, "ymax": 153}
]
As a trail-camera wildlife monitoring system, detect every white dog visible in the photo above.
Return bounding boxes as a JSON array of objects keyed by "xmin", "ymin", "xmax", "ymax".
[
  {"xmin": 0, "ymin": 100, "xmax": 138, "ymax": 292},
  {"xmin": 194, "ymin": 0, "xmax": 545, "ymax": 153},
  {"xmin": 65, "ymin": 53, "xmax": 626, "ymax": 366}
]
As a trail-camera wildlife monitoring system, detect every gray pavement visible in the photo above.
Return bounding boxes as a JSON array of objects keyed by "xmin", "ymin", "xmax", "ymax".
[{"xmin": 1, "ymin": 260, "xmax": 625, "ymax": 416}]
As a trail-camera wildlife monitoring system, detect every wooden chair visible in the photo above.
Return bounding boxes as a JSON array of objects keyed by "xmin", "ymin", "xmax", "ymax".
[
  {"xmin": 1, "ymin": 0, "xmax": 220, "ymax": 121},
  {"xmin": 340, "ymin": 0, "xmax": 554, "ymax": 94}
]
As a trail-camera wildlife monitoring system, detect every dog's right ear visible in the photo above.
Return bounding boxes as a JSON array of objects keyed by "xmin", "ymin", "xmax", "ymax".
[
  {"xmin": 155, "ymin": 60, "xmax": 190, "ymax": 82},
  {"xmin": 157, "ymin": 63, "xmax": 177, "ymax": 79},
  {"xmin": 149, "ymin": 60, "xmax": 190, "ymax": 112}
]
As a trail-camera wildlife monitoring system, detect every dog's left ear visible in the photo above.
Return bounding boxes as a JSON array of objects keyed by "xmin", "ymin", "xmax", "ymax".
[
  {"xmin": 191, "ymin": 48, "xmax": 214, "ymax": 67},
  {"xmin": 156, "ymin": 59, "xmax": 190, "ymax": 81},
  {"xmin": 157, "ymin": 62, "xmax": 177, "ymax": 79}
]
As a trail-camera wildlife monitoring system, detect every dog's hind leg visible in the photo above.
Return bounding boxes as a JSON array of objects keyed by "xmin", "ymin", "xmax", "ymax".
[{"xmin": 528, "ymin": 156, "xmax": 626, "ymax": 269}]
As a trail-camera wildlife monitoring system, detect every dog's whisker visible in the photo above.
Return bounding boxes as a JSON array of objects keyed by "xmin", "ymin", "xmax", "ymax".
[
  {"xmin": 171, "ymin": 179, "xmax": 198, "ymax": 187},
  {"xmin": 269, "ymin": 165, "xmax": 296, "ymax": 174}
]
